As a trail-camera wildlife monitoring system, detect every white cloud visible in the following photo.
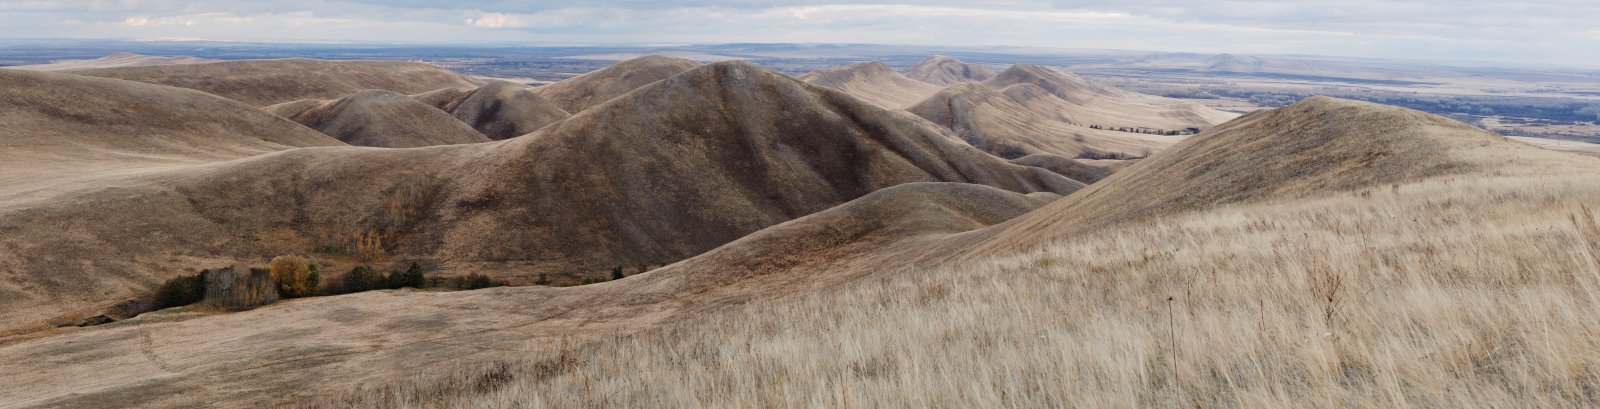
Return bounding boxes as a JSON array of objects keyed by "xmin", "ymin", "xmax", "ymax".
[{"xmin": 465, "ymin": 12, "xmax": 515, "ymax": 28}]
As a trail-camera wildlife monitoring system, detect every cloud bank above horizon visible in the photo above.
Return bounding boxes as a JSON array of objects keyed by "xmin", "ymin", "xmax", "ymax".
[{"xmin": 1, "ymin": 1, "xmax": 1596, "ymax": 65}]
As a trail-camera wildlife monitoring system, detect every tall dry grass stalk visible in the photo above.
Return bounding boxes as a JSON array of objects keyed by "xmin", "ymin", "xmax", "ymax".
[{"xmin": 316, "ymin": 169, "xmax": 1600, "ymax": 408}]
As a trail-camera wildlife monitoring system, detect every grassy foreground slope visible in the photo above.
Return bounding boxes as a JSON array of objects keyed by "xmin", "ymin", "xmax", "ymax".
[{"xmin": 339, "ymin": 97, "xmax": 1600, "ymax": 408}]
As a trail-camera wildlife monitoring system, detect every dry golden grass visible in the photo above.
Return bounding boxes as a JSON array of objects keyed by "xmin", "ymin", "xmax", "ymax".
[{"xmin": 318, "ymin": 138, "xmax": 1600, "ymax": 408}]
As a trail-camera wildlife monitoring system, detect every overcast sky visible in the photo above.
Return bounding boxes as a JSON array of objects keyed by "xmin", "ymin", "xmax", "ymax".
[{"xmin": 1, "ymin": 1, "xmax": 1596, "ymax": 65}]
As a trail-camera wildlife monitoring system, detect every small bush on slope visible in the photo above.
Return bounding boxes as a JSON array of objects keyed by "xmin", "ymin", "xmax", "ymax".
[{"xmin": 269, "ymin": 255, "xmax": 320, "ymax": 298}]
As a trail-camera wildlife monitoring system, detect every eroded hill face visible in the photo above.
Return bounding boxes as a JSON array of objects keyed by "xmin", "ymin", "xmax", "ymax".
[
  {"xmin": 904, "ymin": 55, "xmax": 997, "ymax": 85},
  {"xmin": 534, "ymin": 55, "xmax": 701, "ymax": 113},
  {"xmin": 66, "ymin": 58, "xmax": 486, "ymax": 106},
  {"xmin": 436, "ymin": 60, "xmax": 1081, "ymax": 268},
  {"xmin": 414, "ymin": 80, "xmax": 571, "ymax": 140},
  {"xmin": 265, "ymin": 90, "xmax": 492, "ymax": 148},
  {"xmin": 0, "ymin": 59, "xmax": 1077, "ymax": 338}
]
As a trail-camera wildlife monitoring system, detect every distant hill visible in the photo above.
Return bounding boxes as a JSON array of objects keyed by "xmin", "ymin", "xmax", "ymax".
[
  {"xmin": 5, "ymin": 52, "xmax": 214, "ymax": 71},
  {"xmin": 65, "ymin": 58, "xmax": 485, "ymax": 106},
  {"xmin": 534, "ymin": 55, "xmax": 700, "ymax": 113},
  {"xmin": 800, "ymin": 61, "xmax": 944, "ymax": 109},
  {"xmin": 904, "ymin": 55, "xmax": 997, "ymax": 85},
  {"xmin": 413, "ymin": 80, "xmax": 570, "ymax": 140},
  {"xmin": 266, "ymin": 90, "xmax": 492, "ymax": 148}
]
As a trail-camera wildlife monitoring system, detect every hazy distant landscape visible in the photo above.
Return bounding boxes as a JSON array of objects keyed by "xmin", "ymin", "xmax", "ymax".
[
  {"xmin": 4, "ymin": 2, "xmax": 1600, "ymax": 408},
  {"xmin": 7, "ymin": 39, "xmax": 1596, "ymax": 143}
]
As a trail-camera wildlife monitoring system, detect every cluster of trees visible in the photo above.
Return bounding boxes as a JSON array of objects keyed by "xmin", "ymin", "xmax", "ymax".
[
  {"xmin": 1087, "ymin": 124, "xmax": 1194, "ymax": 136},
  {"xmin": 333, "ymin": 262, "xmax": 426, "ymax": 294},
  {"xmin": 152, "ymin": 258, "xmax": 510, "ymax": 311},
  {"xmin": 1076, "ymin": 149, "xmax": 1152, "ymax": 160}
]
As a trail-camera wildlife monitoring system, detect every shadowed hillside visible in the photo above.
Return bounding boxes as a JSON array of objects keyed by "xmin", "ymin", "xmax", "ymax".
[
  {"xmin": 66, "ymin": 58, "xmax": 485, "ymax": 106},
  {"xmin": 534, "ymin": 55, "xmax": 700, "ymax": 113},
  {"xmin": 412, "ymin": 80, "xmax": 570, "ymax": 140},
  {"xmin": 266, "ymin": 90, "xmax": 492, "ymax": 148}
]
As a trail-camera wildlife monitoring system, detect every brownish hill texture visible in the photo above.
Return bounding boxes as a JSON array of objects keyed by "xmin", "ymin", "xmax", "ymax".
[
  {"xmin": 534, "ymin": 55, "xmax": 701, "ymax": 113},
  {"xmin": 413, "ymin": 80, "xmax": 571, "ymax": 140},
  {"xmin": 800, "ymin": 61, "xmax": 944, "ymax": 109},
  {"xmin": 265, "ymin": 90, "xmax": 492, "ymax": 148},
  {"xmin": 65, "ymin": 58, "xmax": 485, "ymax": 106},
  {"xmin": 903, "ymin": 55, "xmax": 997, "ymax": 85},
  {"xmin": 0, "ymin": 60, "xmax": 1077, "ymax": 338},
  {"xmin": 432, "ymin": 60, "xmax": 1080, "ymax": 269}
]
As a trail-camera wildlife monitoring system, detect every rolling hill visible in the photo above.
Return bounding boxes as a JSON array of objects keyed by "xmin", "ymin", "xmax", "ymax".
[
  {"xmin": 908, "ymin": 83, "xmax": 1174, "ymax": 158},
  {"xmin": 799, "ymin": 61, "xmax": 944, "ymax": 109},
  {"xmin": 903, "ymin": 55, "xmax": 997, "ymax": 85},
  {"xmin": 412, "ymin": 80, "xmax": 570, "ymax": 140},
  {"xmin": 983, "ymin": 63, "xmax": 1236, "ymax": 132},
  {"xmin": 533, "ymin": 55, "xmax": 701, "ymax": 113},
  {"xmin": 265, "ymin": 90, "xmax": 493, "ymax": 148}
]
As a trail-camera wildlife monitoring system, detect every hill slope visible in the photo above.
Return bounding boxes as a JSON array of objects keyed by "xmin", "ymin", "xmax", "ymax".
[
  {"xmin": 66, "ymin": 58, "xmax": 485, "ymax": 106},
  {"xmin": 413, "ymin": 80, "xmax": 570, "ymax": 140},
  {"xmin": 904, "ymin": 55, "xmax": 997, "ymax": 85},
  {"xmin": 800, "ymin": 61, "xmax": 944, "ymax": 109},
  {"xmin": 0, "ymin": 68, "xmax": 343, "ymax": 333},
  {"xmin": 0, "ymin": 68, "xmax": 339, "ymax": 205},
  {"xmin": 534, "ymin": 55, "xmax": 700, "ymax": 113},
  {"xmin": 265, "ymin": 90, "xmax": 493, "ymax": 148},
  {"xmin": 961, "ymin": 96, "xmax": 1582, "ymax": 253}
]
